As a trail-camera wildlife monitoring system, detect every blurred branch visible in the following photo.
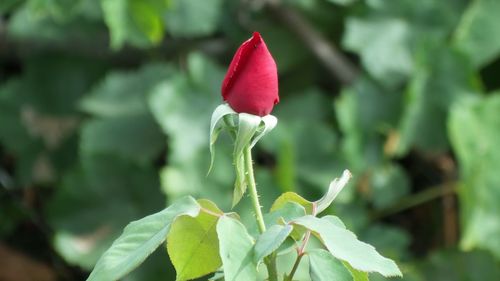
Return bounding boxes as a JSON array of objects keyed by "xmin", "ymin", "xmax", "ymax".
[
  {"xmin": 0, "ymin": 22, "xmax": 228, "ymax": 67},
  {"xmin": 0, "ymin": 243, "xmax": 56, "ymax": 281},
  {"xmin": 371, "ymin": 183, "xmax": 457, "ymax": 221},
  {"xmin": 0, "ymin": 183, "xmax": 75, "ymax": 279},
  {"xmin": 265, "ymin": 0, "xmax": 360, "ymax": 85},
  {"xmin": 437, "ymin": 155, "xmax": 458, "ymax": 247}
]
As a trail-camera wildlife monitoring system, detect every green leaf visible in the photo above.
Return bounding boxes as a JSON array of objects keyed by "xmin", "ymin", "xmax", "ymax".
[
  {"xmin": 254, "ymin": 224, "xmax": 293, "ymax": 264},
  {"xmin": 395, "ymin": 47, "xmax": 479, "ymax": 155},
  {"xmin": 7, "ymin": 3, "xmax": 104, "ymax": 45},
  {"xmin": 271, "ymin": 192, "xmax": 314, "ymax": 215},
  {"xmin": 80, "ymin": 114, "xmax": 164, "ymax": 165},
  {"xmin": 315, "ymin": 170, "xmax": 352, "ymax": 214},
  {"xmin": 454, "ymin": 0, "xmax": 500, "ymax": 67},
  {"xmin": 80, "ymin": 63, "xmax": 172, "ymax": 118},
  {"xmin": 26, "ymin": 0, "xmax": 90, "ymax": 22},
  {"xmin": 265, "ymin": 202, "xmax": 306, "ymax": 226},
  {"xmin": 262, "ymin": 90, "xmax": 343, "ymax": 192},
  {"xmin": 209, "ymin": 271, "xmax": 225, "ymax": 281},
  {"xmin": 361, "ymin": 224, "xmax": 411, "ymax": 261},
  {"xmin": 167, "ymin": 199, "xmax": 223, "ymax": 281},
  {"xmin": 322, "ymin": 215, "xmax": 347, "ymax": 229},
  {"xmin": 449, "ymin": 94, "xmax": 500, "ymax": 259},
  {"xmin": 335, "ymin": 78, "xmax": 400, "ymax": 172},
  {"xmin": 261, "ymin": 26, "xmax": 310, "ymax": 72},
  {"xmin": 101, "ymin": 0, "xmax": 167, "ymax": 49},
  {"xmin": 420, "ymin": 249, "xmax": 500, "ymax": 281},
  {"xmin": 308, "ymin": 249, "xmax": 353, "ymax": 281},
  {"xmin": 343, "ymin": 261, "xmax": 369, "ymax": 281},
  {"xmin": 87, "ymin": 197, "xmax": 200, "ymax": 281},
  {"xmin": 369, "ymin": 164, "xmax": 410, "ymax": 209},
  {"xmin": 0, "ymin": 56, "xmax": 103, "ymax": 185},
  {"xmin": 343, "ymin": 17, "xmax": 413, "ymax": 87},
  {"xmin": 123, "ymin": 249, "xmax": 177, "ymax": 281},
  {"xmin": 216, "ymin": 216, "xmax": 258, "ymax": 281},
  {"xmin": 266, "ymin": 202, "xmax": 307, "ymax": 242},
  {"xmin": 293, "ymin": 215, "xmax": 402, "ymax": 277},
  {"xmin": 149, "ymin": 53, "xmax": 234, "ymax": 210},
  {"xmin": 46, "ymin": 155, "xmax": 165, "ymax": 269},
  {"xmin": 326, "ymin": 0, "xmax": 357, "ymax": 6},
  {"xmin": 0, "ymin": 0, "xmax": 22, "ymax": 14},
  {"xmin": 165, "ymin": 0, "xmax": 223, "ymax": 37}
]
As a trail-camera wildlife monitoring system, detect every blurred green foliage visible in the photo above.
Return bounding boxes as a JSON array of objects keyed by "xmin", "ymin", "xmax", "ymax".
[{"xmin": 1, "ymin": 0, "xmax": 500, "ymax": 280}]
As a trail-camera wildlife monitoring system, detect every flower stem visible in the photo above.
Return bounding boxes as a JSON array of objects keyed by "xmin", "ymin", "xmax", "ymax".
[
  {"xmin": 243, "ymin": 146, "xmax": 278, "ymax": 281},
  {"xmin": 243, "ymin": 146, "xmax": 266, "ymax": 233}
]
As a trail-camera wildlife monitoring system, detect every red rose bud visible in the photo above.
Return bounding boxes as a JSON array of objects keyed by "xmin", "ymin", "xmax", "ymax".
[{"xmin": 221, "ymin": 32, "xmax": 279, "ymax": 116}]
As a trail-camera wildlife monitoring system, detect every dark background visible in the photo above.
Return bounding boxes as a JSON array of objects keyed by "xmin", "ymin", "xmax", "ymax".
[{"xmin": 1, "ymin": 0, "xmax": 500, "ymax": 280}]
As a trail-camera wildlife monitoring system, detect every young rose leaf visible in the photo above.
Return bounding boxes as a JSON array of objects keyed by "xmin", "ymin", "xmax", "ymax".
[
  {"xmin": 254, "ymin": 224, "xmax": 293, "ymax": 265},
  {"xmin": 167, "ymin": 199, "xmax": 223, "ymax": 281},
  {"xmin": 308, "ymin": 249, "xmax": 353, "ymax": 281},
  {"xmin": 87, "ymin": 197, "xmax": 200, "ymax": 281},
  {"xmin": 265, "ymin": 202, "xmax": 307, "ymax": 241},
  {"xmin": 270, "ymin": 192, "xmax": 314, "ymax": 215},
  {"xmin": 217, "ymin": 216, "xmax": 258, "ymax": 281},
  {"xmin": 315, "ymin": 170, "xmax": 352, "ymax": 214},
  {"xmin": 293, "ymin": 216, "xmax": 402, "ymax": 277},
  {"xmin": 265, "ymin": 201, "xmax": 306, "ymax": 226}
]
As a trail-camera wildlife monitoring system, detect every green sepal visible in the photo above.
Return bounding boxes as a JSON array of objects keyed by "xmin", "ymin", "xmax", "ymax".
[
  {"xmin": 250, "ymin": 114, "xmax": 278, "ymax": 148},
  {"xmin": 232, "ymin": 113, "xmax": 262, "ymax": 207},
  {"xmin": 233, "ymin": 154, "xmax": 246, "ymax": 207},
  {"xmin": 209, "ymin": 103, "xmax": 237, "ymax": 174},
  {"xmin": 209, "ymin": 104, "xmax": 278, "ymax": 207}
]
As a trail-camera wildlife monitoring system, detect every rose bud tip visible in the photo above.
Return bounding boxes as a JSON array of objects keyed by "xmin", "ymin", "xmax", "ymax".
[{"xmin": 221, "ymin": 32, "xmax": 279, "ymax": 117}]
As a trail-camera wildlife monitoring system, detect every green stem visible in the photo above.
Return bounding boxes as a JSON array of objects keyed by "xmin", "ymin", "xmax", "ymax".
[
  {"xmin": 243, "ymin": 146, "xmax": 266, "ymax": 233},
  {"xmin": 243, "ymin": 146, "xmax": 278, "ymax": 281}
]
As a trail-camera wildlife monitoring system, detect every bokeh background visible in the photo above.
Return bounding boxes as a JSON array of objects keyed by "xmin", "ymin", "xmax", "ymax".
[{"xmin": 1, "ymin": 0, "xmax": 500, "ymax": 280}]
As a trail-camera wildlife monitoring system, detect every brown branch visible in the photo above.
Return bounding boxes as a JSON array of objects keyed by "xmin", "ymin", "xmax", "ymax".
[
  {"xmin": 437, "ymin": 155, "xmax": 458, "ymax": 247},
  {"xmin": 265, "ymin": 0, "xmax": 360, "ymax": 85},
  {"xmin": 0, "ymin": 243, "xmax": 57, "ymax": 281},
  {"xmin": 371, "ymin": 183, "xmax": 457, "ymax": 221}
]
